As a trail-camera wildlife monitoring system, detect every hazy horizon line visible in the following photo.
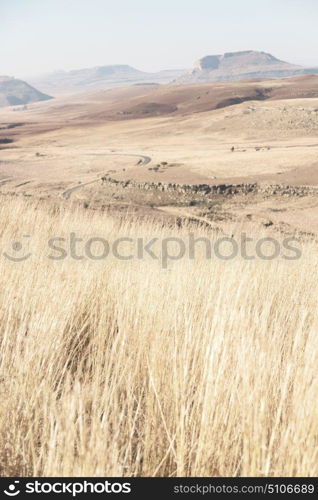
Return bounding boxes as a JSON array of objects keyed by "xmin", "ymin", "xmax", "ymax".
[{"xmin": 3, "ymin": 48, "xmax": 318, "ymax": 81}]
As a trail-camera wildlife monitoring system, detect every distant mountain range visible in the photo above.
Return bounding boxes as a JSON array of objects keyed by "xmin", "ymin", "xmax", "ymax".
[
  {"xmin": 1, "ymin": 51, "xmax": 318, "ymax": 107},
  {"xmin": 0, "ymin": 76, "xmax": 52, "ymax": 108},
  {"xmin": 173, "ymin": 51, "xmax": 318, "ymax": 84},
  {"xmin": 28, "ymin": 52, "xmax": 318, "ymax": 97},
  {"xmin": 27, "ymin": 65, "xmax": 186, "ymax": 95}
]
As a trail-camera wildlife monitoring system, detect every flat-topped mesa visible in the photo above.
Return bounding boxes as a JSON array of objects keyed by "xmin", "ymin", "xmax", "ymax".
[{"xmin": 175, "ymin": 50, "xmax": 318, "ymax": 84}]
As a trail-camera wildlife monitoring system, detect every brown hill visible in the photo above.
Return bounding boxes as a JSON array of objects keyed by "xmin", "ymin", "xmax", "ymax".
[
  {"xmin": 0, "ymin": 76, "xmax": 52, "ymax": 108},
  {"xmin": 73, "ymin": 75, "xmax": 318, "ymax": 122}
]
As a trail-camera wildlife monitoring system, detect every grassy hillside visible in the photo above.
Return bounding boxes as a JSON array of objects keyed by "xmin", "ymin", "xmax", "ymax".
[{"xmin": 0, "ymin": 195, "xmax": 317, "ymax": 476}]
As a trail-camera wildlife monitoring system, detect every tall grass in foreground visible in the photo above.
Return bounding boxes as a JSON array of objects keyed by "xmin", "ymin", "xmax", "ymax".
[{"xmin": 0, "ymin": 195, "xmax": 317, "ymax": 477}]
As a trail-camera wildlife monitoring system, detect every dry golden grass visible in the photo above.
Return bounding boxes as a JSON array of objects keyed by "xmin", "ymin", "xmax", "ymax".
[{"xmin": 0, "ymin": 195, "xmax": 317, "ymax": 477}]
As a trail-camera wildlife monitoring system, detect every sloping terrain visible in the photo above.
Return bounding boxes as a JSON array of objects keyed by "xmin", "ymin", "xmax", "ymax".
[
  {"xmin": 0, "ymin": 76, "xmax": 52, "ymax": 108},
  {"xmin": 175, "ymin": 50, "xmax": 318, "ymax": 84},
  {"xmin": 29, "ymin": 75, "xmax": 318, "ymax": 123}
]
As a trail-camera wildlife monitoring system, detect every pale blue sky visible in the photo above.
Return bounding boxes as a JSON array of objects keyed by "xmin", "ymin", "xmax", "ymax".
[{"xmin": 1, "ymin": 0, "xmax": 317, "ymax": 77}]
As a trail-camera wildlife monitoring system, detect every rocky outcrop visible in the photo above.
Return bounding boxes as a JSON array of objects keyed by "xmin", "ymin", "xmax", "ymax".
[{"xmin": 174, "ymin": 51, "xmax": 318, "ymax": 84}]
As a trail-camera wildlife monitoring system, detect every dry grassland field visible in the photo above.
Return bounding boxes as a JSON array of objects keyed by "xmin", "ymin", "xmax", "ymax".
[{"xmin": 1, "ymin": 71, "xmax": 318, "ymax": 477}]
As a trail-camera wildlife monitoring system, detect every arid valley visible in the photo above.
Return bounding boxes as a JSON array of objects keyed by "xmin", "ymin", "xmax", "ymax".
[{"xmin": 1, "ymin": 75, "xmax": 318, "ymax": 236}]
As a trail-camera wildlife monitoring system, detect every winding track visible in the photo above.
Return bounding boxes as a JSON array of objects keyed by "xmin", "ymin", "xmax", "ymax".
[
  {"xmin": 62, "ymin": 153, "xmax": 151, "ymax": 200},
  {"xmin": 0, "ymin": 177, "xmax": 12, "ymax": 185},
  {"xmin": 62, "ymin": 179, "xmax": 101, "ymax": 200}
]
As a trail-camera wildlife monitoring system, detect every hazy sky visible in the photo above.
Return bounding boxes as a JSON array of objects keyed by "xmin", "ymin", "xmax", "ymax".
[{"xmin": 1, "ymin": 0, "xmax": 317, "ymax": 77}]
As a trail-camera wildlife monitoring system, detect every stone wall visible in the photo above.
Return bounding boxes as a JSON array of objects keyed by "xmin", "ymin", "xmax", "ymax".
[{"xmin": 101, "ymin": 176, "xmax": 318, "ymax": 198}]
